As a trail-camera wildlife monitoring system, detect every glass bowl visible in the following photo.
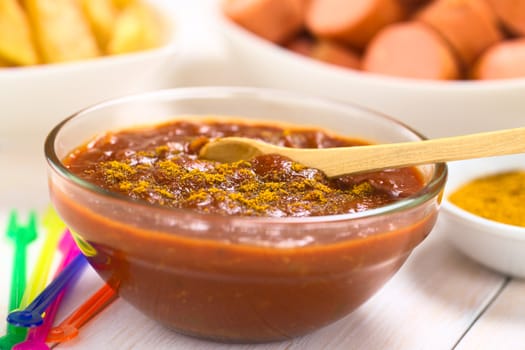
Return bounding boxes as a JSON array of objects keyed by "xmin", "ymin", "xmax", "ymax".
[{"xmin": 45, "ymin": 87, "xmax": 447, "ymax": 343}]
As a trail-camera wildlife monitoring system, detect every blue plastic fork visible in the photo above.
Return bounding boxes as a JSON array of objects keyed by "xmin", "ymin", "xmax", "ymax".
[{"xmin": 7, "ymin": 253, "xmax": 87, "ymax": 328}]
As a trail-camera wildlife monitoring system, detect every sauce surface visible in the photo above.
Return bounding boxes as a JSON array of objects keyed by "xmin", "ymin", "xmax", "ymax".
[{"xmin": 64, "ymin": 120, "xmax": 424, "ymax": 216}]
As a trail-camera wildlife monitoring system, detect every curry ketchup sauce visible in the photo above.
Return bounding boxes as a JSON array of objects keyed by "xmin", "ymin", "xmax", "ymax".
[{"xmin": 50, "ymin": 119, "xmax": 438, "ymax": 342}]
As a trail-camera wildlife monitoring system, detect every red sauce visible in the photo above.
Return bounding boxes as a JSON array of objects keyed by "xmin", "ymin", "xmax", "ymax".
[
  {"xmin": 51, "ymin": 119, "xmax": 439, "ymax": 342},
  {"xmin": 64, "ymin": 120, "xmax": 424, "ymax": 217}
]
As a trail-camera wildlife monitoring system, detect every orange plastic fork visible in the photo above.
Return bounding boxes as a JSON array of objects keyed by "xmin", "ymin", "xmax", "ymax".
[{"xmin": 46, "ymin": 283, "xmax": 117, "ymax": 343}]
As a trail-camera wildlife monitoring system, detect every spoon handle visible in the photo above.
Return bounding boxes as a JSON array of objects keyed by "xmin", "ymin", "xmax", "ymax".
[{"xmin": 296, "ymin": 127, "xmax": 525, "ymax": 176}]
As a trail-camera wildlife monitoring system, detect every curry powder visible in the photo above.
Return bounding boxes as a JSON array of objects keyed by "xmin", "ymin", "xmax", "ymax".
[
  {"xmin": 99, "ymin": 153, "xmax": 374, "ymax": 216},
  {"xmin": 448, "ymin": 170, "xmax": 525, "ymax": 227}
]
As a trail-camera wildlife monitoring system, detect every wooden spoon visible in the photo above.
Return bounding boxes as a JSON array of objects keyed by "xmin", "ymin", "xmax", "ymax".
[{"xmin": 199, "ymin": 127, "xmax": 525, "ymax": 177}]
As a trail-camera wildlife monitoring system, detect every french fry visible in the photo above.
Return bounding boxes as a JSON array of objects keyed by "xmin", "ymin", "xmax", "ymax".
[
  {"xmin": 112, "ymin": 0, "xmax": 137, "ymax": 10},
  {"xmin": 107, "ymin": 2, "xmax": 164, "ymax": 55},
  {"xmin": 0, "ymin": 57, "xmax": 12, "ymax": 67},
  {"xmin": 23, "ymin": 0, "xmax": 100, "ymax": 63},
  {"xmin": 0, "ymin": 0, "xmax": 164, "ymax": 67},
  {"xmin": 81, "ymin": 0, "xmax": 118, "ymax": 51},
  {"xmin": 0, "ymin": 0, "xmax": 38, "ymax": 65}
]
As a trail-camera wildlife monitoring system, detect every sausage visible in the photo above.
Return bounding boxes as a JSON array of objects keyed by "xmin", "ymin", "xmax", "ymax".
[
  {"xmin": 398, "ymin": 0, "xmax": 432, "ymax": 13},
  {"xmin": 472, "ymin": 39, "xmax": 525, "ymax": 80},
  {"xmin": 224, "ymin": 0, "xmax": 307, "ymax": 44},
  {"xmin": 285, "ymin": 36, "xmax": 360, "ymax": 69},
  {"xmin": 284, "ymin": 35, "xmax": 315, "ymax": 56},
  {"xmin": 485, "ymin": 0, "xmax": 525, "ymax": 36},
  {"xmin": 312, "ymin": 40, "xmax": 361, "ymax": 69},
  {"xmin": 305, "ymin": 0, "xmax": 405, "ymax": 49},
  {"xmin": 362, "ymin": 22, "xmax": 460, "ymax": 80},
  {"xmin": 416, "ymin": 0, "xmax": 502, "ymax": 67}
]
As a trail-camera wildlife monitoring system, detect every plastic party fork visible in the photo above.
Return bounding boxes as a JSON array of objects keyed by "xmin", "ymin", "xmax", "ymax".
[
  {"xmin": 12, "ymin": 230, "xmax": 80, "ymax": 350},
  {"xmin": 19, "ymin": 207, "xmax": 65, "ymax": 308},
  {"xmin": 7, "ymin": 253, "xmax": 87, "ymax": 328},
  {"xmin": 0, "ymin": 211, "xmax": 38, "ymax": 350},
  {"xmin": 47, "ymin": 283, "xmax": 118, "ymax": 343}
]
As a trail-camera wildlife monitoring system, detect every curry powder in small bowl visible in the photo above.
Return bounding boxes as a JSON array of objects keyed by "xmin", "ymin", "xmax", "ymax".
[
  {"xmin": 448, "ymin": 170, "xmax": 525, "ymax": 228},
  {"xmin": 440, "ymin": 154, "xmax": 525, "ymax": 278}
]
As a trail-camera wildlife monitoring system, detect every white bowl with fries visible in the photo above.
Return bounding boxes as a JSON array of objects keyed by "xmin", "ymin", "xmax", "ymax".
[{"xmin": 0, "ymin": 0, "xmax": 178, "ymax": 148}]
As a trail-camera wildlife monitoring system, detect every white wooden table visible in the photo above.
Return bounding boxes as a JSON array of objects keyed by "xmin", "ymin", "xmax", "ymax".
[{"xmin": 1, "ymin": 1, "xmax": 524, "ymax": 349}]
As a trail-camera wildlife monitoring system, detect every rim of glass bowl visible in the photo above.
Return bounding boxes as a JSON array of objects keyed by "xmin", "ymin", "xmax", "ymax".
[{"xmin": 44, "ymin": 87, "xmax": 448, "ymax": 224}]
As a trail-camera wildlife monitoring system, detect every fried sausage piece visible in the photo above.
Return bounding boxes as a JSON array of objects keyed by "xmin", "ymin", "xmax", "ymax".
[
  {"xmin": 285, "ymin": 35, "xmax": 315, "ymax": 56},
  {"xmin": 416, "ymin": 0, "xmax": 502, "ymax": 67},
  {"xmin": 362, "ymin": 22, "xmax": 460, "ymax": 80},
  {"xmin": 224, "ymin": 0, "xmax": 307, "ymax": 44},
  {"xmin": 485, "ymin": 0, "xmax": 525, "ymax": 36},
  {"xmin": 398, "ymin": 0, "xmax": 432, "ymax": 13},
  {"xmin": 286, "ymin": 36, "xmax": 360, "ymax": 69},
  {"xmin": 312, "ymin": 40, "xmax": 360, "ymax": 69},
  {"xmin": 306, "ymin": 0, "xmax": 404, "ymax": 49},
  {"xmin": 472, "ymin": 39, "xmax": 525, "ymax": 80}
]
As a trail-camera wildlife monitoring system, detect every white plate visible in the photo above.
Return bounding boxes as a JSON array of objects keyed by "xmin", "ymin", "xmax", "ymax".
[
  {"xmin": 0, "ymin": 0, "xmax": 179, "ymax": 151},
  {"xmin": 440, "ymin": 154, "xmax": 525, "ymax": 278}
]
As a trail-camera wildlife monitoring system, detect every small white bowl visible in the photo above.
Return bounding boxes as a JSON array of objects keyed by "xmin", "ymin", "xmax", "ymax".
[
  {"xmin": 0, "ymin": 0, "xmax": 178, "ymax": 151},
  {"xmin": 440, "ymin": 154, "xmax": 525, "ymax": 278},
  {"xmin": 215, "ymin": 6, "xmax": 525, "ymax": 139}
]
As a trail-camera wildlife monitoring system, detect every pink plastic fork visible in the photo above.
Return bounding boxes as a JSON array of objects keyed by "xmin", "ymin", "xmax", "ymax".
[{"xmin": 12, "ymin": 230, "xmax": 80, "ymax": 350}]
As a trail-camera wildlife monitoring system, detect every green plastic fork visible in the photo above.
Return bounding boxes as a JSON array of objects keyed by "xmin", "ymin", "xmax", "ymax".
[{"xmin": 0, "ymin": 210, "xmax": 38, "ymax": 350}]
